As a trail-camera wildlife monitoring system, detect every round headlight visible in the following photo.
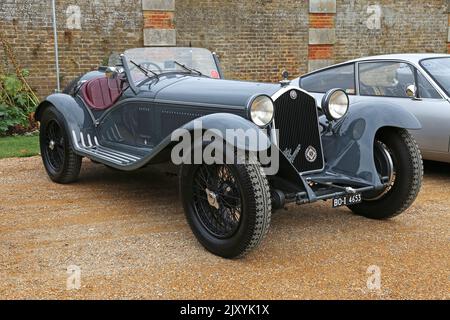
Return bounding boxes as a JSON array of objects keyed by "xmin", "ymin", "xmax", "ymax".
[
  {"xmin": 322, "ymin": 89, "xmax": 349, "ymax": 121},
  {"xmin": 249, "ymin": 95, "xmax": 274, "ymax": 127}
]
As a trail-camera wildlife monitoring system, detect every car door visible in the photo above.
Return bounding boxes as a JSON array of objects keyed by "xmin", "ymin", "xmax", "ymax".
[
  {"xmin": 96, "ymin": 87, "xmax": 159, "ymax": 150},
  {"xmin": 410, "ymin": 69, "xmax": 450, "ymax": 160},
  {"xmin": 356, "ymin": 60, "xmax": 450, "ymax": 157}
]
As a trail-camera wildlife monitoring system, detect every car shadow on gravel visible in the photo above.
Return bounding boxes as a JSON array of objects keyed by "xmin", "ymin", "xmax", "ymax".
[
  {"xmin": 65, "ymin": 158, "xmax": 444, "ymax": 249},
  {"xmin": 79, "ymin": 162, "xmax": 179, "ymax": 186},
  {"xmin": 73, "ymin": 159, "xmax": 442, "ymax": 225},
  {"xmin": 74, "ymin": 161, "xmax": 181, "ymax": 206},
  {"xmin": 73, "ymin": 161, "xmax": 362, "ymax": 234},
  {"xmin": 424, "ymin": 160, "xmax": 450, "ymax": 178}
]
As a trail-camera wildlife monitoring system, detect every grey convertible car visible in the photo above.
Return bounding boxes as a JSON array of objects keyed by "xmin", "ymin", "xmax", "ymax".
[
  {"xmin": 35, "ymin": 47, "xmax": 423, "ymax": 258},
  {"xmin": 295, "ymin": 54, "xmax": 450, "ymax": 163}
]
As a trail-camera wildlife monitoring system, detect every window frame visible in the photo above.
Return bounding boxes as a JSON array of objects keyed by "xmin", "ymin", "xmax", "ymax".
[
  {"xmin": 356, "ymin": 60, "xmax": 418, "ymax": 99},
  {"xmin": 299, "ymin": 62, "xmax": 357, "ymax": 95}
]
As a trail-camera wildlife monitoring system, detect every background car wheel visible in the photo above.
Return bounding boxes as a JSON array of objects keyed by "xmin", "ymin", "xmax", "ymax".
[
  {"xmin": 39, "ymin": 106, "xmax": 82, "ymax": 184},
  {"xmin": 180, "ymin": 160, "xmax": 271, "ymax": 259},
  {"xmin": 348, "ymin": 128, "xmax": 423, "ymax": 220}
]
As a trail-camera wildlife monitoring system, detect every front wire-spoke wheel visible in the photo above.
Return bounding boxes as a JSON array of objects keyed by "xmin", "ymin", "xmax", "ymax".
[
  {"xmin": 193, "ymin": 164, "xmax": 243, "ymax": 239},
  {"xmin": 348, "ymin": 128, "xmax": 423, "ymax": 219},
  {"xmin": 180, "ymin": 159, "xmax": 271, "ymax": 259}
]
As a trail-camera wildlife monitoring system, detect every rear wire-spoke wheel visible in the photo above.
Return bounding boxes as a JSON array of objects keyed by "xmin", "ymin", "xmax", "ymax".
[
  {"xmin": 40, "ymin": 106, "xmax": 82, "ymax": 183},
  {"xmin": 180, "ymin": 160, "xmax": 271, "ymax": 259},
  {"xmin": 348, "ymin": 128, "xmax": 423, "ymax": 219},
  {"xmin": 43, "ymin": 120, "xmax": 65, "ymax": 172}
]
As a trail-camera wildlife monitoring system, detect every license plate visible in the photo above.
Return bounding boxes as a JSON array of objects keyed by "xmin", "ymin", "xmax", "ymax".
[{"xmin": 332, "ymin": 193, "xmax": 362, "ymax": 208}]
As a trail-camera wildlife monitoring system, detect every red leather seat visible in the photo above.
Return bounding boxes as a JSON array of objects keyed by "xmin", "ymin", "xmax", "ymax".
[{"xmin": 80, "ymin": 77, "xmax": 122, "ymax": 111}]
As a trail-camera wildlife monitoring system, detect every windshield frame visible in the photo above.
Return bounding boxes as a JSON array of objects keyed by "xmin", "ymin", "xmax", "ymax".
[
  {"xmin": 419, "ymin": 57, "xmax": 450, "ymax": 99},
  {"xmin": 122, "ymin": 47, "xmax": 222, "ymax": 85}
]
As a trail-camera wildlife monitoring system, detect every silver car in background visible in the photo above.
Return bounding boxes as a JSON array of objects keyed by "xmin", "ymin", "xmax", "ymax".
[{"xmin": 294, "ymin": 54, "xmax": 450, "ymax": 163}]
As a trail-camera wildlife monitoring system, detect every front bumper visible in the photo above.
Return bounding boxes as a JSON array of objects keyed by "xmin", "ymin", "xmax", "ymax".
[{"xmin": 280, "ymin": 171, "xmax": 390, "ymax": 206}]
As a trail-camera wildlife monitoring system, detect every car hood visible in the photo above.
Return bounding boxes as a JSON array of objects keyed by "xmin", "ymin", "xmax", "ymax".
[{"xmin": 154, "ymin": 76, "xmax": 282, "ymax": 108}]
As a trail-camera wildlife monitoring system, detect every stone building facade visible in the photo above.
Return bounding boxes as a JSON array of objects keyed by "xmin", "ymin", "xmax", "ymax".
[{"xmin": 1, "ymin": 0, "xmax": 449, "ymax": 98}]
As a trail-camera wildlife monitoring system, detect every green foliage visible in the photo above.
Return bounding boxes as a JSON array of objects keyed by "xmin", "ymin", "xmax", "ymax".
[
  {"xmin": 0, "ymin": 70, "xmax": 39, "ymax": 136},
  {"xmin": 0, "ymin": 103, "xmax": 27, "ymax": 133},
  {"xmin": 0, "ymin": 135, "xmax": 39, "ymax": 159}
]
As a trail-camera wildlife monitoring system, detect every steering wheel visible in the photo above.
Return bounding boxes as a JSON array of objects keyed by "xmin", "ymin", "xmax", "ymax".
[
  {"xmin": 360, "ymin": 82, "xmax": 377, "ymax": 96},
  {"xmin": 131, "ymin": 61, "xmax": 163, "ymax": 74}
]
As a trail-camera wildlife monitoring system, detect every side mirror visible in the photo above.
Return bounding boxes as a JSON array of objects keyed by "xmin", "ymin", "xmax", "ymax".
[
  {"xmin": 406, "ymin": 84, "xmax": 418, "ymax": 99},
  {"xmin": 105, "ymin": 66, "xmax": 119, "ymax": 79}
]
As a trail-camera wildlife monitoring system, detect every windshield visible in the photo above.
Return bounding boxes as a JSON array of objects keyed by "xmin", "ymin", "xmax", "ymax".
[
  {"xmin": 123, "ymin": 47, "xmax": 220, "ymax": 83},
  {"xmin": 420, "ymin": 57, "xmax": 450, "ymax": 97}
]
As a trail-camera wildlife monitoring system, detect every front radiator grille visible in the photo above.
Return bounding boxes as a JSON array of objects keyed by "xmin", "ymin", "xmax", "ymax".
[{"xmin": 274, "ymin": 89, "xmax": 324, "ymax": 173}]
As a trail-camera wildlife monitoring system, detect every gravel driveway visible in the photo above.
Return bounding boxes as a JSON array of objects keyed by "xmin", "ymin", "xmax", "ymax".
[{"xmin": 0, "ymin": 156, "xmax": 448, "ymax": 299}]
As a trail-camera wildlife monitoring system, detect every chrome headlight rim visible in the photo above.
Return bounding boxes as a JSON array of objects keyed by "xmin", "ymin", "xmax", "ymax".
[
  {"xmin": 248, "ymin": 94, "xmax": 275, "ymax": 128},
  {"xmin": 321, "ymin": 88, "xmax": 349, "ymax": 121}
]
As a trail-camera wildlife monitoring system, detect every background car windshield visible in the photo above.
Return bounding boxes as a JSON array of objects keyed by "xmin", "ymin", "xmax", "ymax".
[
  {"xmin": 124, "ymin": 47, "xmax": 219, "ymax": 83},
  {"xmin": 420, "ymin": 58, "xmax": 450, "ymax": 97}
]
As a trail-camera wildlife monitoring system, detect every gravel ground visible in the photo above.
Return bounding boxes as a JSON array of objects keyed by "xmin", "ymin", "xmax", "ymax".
[{"xmin": 0, "ymin": 156, "xmax": 448, "ymax": 300}]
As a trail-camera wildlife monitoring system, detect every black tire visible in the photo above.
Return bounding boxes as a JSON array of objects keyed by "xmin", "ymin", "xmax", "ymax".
[
  {"xmin": 39, "ymin": 106, "xmax": 82, "ymax": 184},
  {"xmin": 180, "ymin": 160, "xmax": 271, "ymax": 259},
  {"xmin": 348, "ymin": 128, "xmax": 423, "ymax": 219}
]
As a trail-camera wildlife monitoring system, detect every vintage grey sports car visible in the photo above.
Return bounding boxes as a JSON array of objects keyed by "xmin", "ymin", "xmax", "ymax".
[
  {"xmin": 295, "ymin": 54, "xmax": 450, "ymax": 163},
  {"xmin": 35, "ymin": 47, "xmax": 423, "ymax": 258}
]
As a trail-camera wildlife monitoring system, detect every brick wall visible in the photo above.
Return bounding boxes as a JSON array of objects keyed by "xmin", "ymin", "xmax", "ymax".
[
  {"xmin": 335, "ymin": 0, "xmax": 448, "ymax": 62},
  {"xmin": 144, "ymin": 11, "xmax": 174, "ymax": 29},
  {"xmin": 0, "ymin": 0, "xmax": 143, "ymax": 98},
  {"xmin": 1, "ymin": 0, "xmax": 449, "ymax": 98},
  {"xmin": 176, "ymin": 0, "xmax": 449, "ymax": 80},
  {"xmin": 448, "ymin": 1, "xmax": 450, "ymax": 53},
  {"xmin": 175, "ymin": 0, "xmax": 310, "ymax": 83}
]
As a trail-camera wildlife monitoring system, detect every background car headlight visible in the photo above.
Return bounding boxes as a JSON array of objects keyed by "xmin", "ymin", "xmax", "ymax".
[
  {"xmin": 250, "ymin": 95, "xmax": 274, "ymax": 127},
  {"xmin": 321, "ymin": 89, "xmax": 349, "ymax": 121}
]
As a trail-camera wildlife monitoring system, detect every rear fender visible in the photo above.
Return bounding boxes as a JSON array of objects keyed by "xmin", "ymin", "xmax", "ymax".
[
  {"xmin": 321, "ymin": 101, "xmax": 421, "ymax": 187},
  {"xmin": 35, "ymin": 93, "xmax": 95, "ymax": 148}
]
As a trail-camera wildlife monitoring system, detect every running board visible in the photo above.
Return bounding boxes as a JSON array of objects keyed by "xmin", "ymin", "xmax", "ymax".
[{"xmin": 72, "ymin": 130, "xmax": 143, "ymax": 166}]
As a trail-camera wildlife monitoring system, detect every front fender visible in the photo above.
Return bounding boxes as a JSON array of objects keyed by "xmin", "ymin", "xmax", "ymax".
[
  {"xmin": 138, "ymin": 113, "xmax": 273, "ymax": 168},
  {"xmin": 321, "ymin": 101, "xmax": 421, "ymax": 187},
  {"xmin": 180, "ymin": 113, "xmax": 272, "ymax": 152}
]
